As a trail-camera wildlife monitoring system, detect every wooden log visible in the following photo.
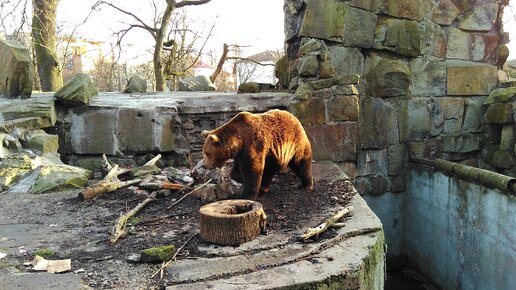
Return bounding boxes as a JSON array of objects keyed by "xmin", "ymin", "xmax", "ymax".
[
  {"xmin": 199, "ymin": 199, "xmax": 267, "ymax": 245},
  {"xmin": 300, "ymin": 206, "xmax": 353, "ymax": 240},
  {"xmin": 144, "ymin": 154, "xmax": 162, "ymax": 166},
  {"xmin": 110, "ymin": 194, "xmax": 156, "ymax": 244}
]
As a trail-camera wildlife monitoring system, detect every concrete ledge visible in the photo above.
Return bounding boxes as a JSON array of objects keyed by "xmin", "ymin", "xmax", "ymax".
[{"xmin": 166, "ymin": 193, "xmax": 385, "ymax": 289}]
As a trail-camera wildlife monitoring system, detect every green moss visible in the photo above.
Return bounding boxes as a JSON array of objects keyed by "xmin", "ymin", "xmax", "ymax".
[
  {"xmin": 34, "ymin": 248, "xmax": 55, "ymax": 258},
  {"xmin": 484, "ymin": 87, "xmax": 516, "ymax": 104},
  {"xmin": 483, "ymin": 103, "xmax": 513, "ymax": 124},
  {"xmin": 140, "ymin": 245, "xmax": 175, "ymax": 263},
  {"xmin": 359, "ymin": 231, "xmax": 385, "ymax": 290}
]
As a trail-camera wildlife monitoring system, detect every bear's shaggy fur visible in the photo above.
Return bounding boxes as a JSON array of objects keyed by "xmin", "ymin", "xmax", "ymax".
[{"xmin": 199, "ymin": 109, "xmax": 314, "ymax": 200}]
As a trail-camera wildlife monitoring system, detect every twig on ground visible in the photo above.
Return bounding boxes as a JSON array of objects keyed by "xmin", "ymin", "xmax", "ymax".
[
  {"xmin": 166, "ymin": 179, "xmax": 212, "ymax": 210},
  {"xmin": 152, "ymin": 233, "xmax": 198, "ymax": 279},
  {"xmin": 110, "ymin": 193, "xmax": 157, "ymax": 244},
  {"xmin": 300, "ymin": 206, "xmax": 354, "ymax": 240}
]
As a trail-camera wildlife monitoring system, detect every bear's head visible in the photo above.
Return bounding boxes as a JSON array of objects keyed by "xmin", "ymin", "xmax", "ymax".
[{"xmin": 199, "ymin": 130, "xmax": 232, "ymax": 169}]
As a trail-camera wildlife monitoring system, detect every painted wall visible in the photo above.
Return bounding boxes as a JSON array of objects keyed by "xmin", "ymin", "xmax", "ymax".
[{"xmin": 401, "ymin": 165, "xmax": 515, "ymax": 290}]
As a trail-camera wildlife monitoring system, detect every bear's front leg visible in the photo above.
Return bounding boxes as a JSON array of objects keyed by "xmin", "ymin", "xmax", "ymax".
[
  {"xmin": 230, "ymin": 159, "xmax": 243, "ymax": 183},
  {"xmin": 240, "ymin": 156, "xmax": 264, "ymax": 200}
]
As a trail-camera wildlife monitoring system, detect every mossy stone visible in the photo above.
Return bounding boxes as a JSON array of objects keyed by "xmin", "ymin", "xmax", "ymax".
[
  {"xmin": 484, "ymin": 87, "xmax": 516, "ymax": 105},
  {"xmin": 140, "ymin": 245, "xmax": 175, "ymax": 263}
]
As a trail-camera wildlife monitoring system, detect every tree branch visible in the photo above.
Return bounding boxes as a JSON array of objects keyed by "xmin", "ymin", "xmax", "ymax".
[
  {"xmin": 175, "ymin": 0, "xmax": 212, "ymax": 8},
  {"xmin": 95, "ymin": 1, "xmax": 157, "ymax": 35}
]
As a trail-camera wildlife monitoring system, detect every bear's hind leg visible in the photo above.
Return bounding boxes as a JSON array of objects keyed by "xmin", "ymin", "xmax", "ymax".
[
  {"xmin": 290, "ymin": 157, "xmax": 314, "ymax": 191},
  {"xmin": 260, "ymin": 160, "xmax": 279, "ymax": 195}
]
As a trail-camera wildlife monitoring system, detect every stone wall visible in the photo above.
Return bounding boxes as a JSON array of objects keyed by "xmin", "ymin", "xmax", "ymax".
[{"xmin": 284, "ymin": 0, "xmax": 512, "ymax": 195}]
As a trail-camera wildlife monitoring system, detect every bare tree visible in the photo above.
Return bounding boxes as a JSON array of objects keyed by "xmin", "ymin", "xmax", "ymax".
[
  {"xmin": 95, "ymin": 0, "xmax": 211, "ymax": 91},
  {"xmin": 163, "ymin": 10, "xmax": 214, "ymax": 90},
  {"xmin": 32, "ymin": 0, "xmax": 63, "ymax": 91}
]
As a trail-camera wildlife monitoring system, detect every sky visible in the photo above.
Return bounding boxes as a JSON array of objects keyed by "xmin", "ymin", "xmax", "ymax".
[
  {"xmin": 55, "ymin": 0, "xmax": 285, "ymax": 65},
  {"xmin": 4, "ymin": 0, "xmax": 516, "ymax": 63}
]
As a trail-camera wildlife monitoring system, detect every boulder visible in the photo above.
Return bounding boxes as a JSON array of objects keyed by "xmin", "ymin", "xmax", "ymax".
[
  {"xmin": 237, "ymin": 82, "xmax": 261, "ymax": 93},
  {"xmin": 178, "ymin": 75, "xmax": 216, "ymax": 91},
  {"xmin": 483, "ymin": 103, "xmax": 513, "ymax": 124},
  {"xmin": 274, "ymin": 55, "xmax": 289, "ymax": 90},
  {"xmin": 328, "ymin": 95, "xmax": 359, "ymax": 122},
  {"xmin": 446, "ymin": 61, "xmax": 497, "ymax": 96},
  {"xmin": 373, "ymin": 17, "xmax": 422, "ymax": 57},
  {"xmin": 31, "ymin": 165, "xmax": 91, "ymax": 194},
  {"xmin": 26, "ymin": 132, "xmax": 59, "ymax": 155},
  {"xmin": 55, "ymin": 73, "xmax": 98, "ymax": 106},
  {"xmin": 446, "ymin": 28, "xmax": 469, "ymax": 60},
  {"xmin": 141, "ymin": 245, "xmax": 175, "ymax": 263},
  {"xmin": 380, "ymin": 0, "xmax": 433, "ymax": 21},
  {"xmin": 288, "ymin": 98, "xmax": 325, "ymax": 125},
  {"xmin": 442, "ymin": 133, "xmax": 481, "ymax": 153},
  {"xmin": 361, "ymin": 98, "xmax": 399, "ymax": 148},
  {"xmin": 357, "ymin": 149, "xmax": 388, "ymax": 176},
  {"xmin": 0, "ymin": 39, "xmax": 33, "ymax": 99},
  {"xmin": 124, "ymin": 75, "xmax": 147, "ymax": 93},
  {"xmin": 341, "ymin": 5, "xmax": 377, "ymax": 48},
  {"xmin": 409, "ymin": 58, "xmax": 446, "ymax": 97},
  {"xmin": 432, "ymin": 0, "xmax": 460, "ymax": 25},
  {"xmin": 304, "ymin": 123, "xmax": 357, "ymax": 162},
  {"xmin": 329, "ymin": 46, "xmax": 364, "ymax": 77},
  {"xmin": 300, "ymin": 0, "xmax": 346, "ymax": 42},
  {"xmin": 0, "ymin": 97, "xmax": 56, "ymax": 126}
]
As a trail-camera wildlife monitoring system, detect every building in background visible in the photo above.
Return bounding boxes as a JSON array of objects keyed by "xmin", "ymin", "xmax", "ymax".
[{"xmin": 235, "ymin": 50, "xmax": 281, "ymax": 86}]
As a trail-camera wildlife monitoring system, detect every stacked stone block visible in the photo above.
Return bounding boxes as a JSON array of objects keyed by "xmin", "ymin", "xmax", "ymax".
[
  {"xmin": 285, "ymin": 0, "xmax": 509, "ymax": 195},
  {"xmin": 480, "ymin": 87, "xmax": 516, "ymax": 176}
]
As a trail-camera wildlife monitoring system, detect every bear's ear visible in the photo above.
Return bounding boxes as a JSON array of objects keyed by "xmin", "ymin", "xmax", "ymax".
[
  {"xmin": 201, "ymin": 130, "xmax": 211, "ymax": 138},
  {"xmin": 208, "ymin": 134, "xmax": 220, "ymax": 144}
]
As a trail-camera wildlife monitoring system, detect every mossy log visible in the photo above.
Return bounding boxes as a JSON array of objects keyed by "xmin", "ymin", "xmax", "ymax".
[{"xmin": 199, "ymin": 199, "xmax": 267, "ymax": 245}]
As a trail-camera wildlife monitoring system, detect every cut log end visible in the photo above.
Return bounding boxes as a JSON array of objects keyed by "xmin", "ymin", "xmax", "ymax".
[{"xmin": 199, "ymin": 199, "xmax": 266, "ymax": 246}]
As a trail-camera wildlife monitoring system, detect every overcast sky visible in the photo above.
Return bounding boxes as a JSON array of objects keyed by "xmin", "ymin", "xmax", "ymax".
[{"xmin": 55, "ymin": 0, "xmax": 285, "ymax": 64}]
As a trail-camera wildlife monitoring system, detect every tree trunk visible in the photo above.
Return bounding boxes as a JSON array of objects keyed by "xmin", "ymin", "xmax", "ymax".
[
  {"xmin": 210, "ymin": 43, "xmax": 228, "ymax": 83},
  {"xmin": 32, "ymin": 0, "xmax": 63, "ymax": 91},
  {"xmin": 153, "ymin": 4, "xmax": 174, "ymax": 91}
]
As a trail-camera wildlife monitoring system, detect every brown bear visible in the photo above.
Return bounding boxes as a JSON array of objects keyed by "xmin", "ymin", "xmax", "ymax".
[{"xmin": 198, "ymin": 109, "xmax": 314, "ymax": 200}]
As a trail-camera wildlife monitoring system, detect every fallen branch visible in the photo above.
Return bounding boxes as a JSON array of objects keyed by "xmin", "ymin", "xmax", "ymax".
[
  {"xmin": 300, "ymin": 206, "xmax": 353, "ymax": 240},
  {"xmin": 139, "ymin": 181, "xmax": 184, "ymax": 191},
  {"xmin": 110, "ymin": 193, "xmax": 156, "ymax": 244},
  {"xmin": 79, "ymin": 165, "xmax": 141, "ymax": 201},
  {"xmin": 152, "ymin": 233, "xmax": 198, "ymax": 279},
  {"xmin": 144, "ymin": 154, "xmax": 162, "ymax": 166},
  {"xmin": 166, "ymin": 179, "xmax": 212, "ymax": 210}
]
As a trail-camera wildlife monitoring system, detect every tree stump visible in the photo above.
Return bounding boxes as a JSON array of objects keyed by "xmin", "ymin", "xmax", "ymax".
[{"xmin": 199, "ymin": 200, "xmax": 267, "ymax": 245}]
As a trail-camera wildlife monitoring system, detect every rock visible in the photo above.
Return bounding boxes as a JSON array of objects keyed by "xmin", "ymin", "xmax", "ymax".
[
  {"xmin": 55, "ymin": 73, "xmax": 98, "ymax": 106},
  {"xmin": 409, "ymin": 58, "xmax": 446, "ymax": 97},
  {"xmin": 298, "ymin": 54, "xmax": 319, "ymax": 77},
  {"xmin": 342, "ymin": 5, "xmax": 377, "ymax": 48},
  {"xmin": 0, "ymin": 167, "xmax": 31, "ymax": 190},
  {"xmin": 462, "ymin": 97, "xmax": 485, "ymax": 133},
  {"xmin": 436, "ymin": 97, "xmax": 464, "ymax": 134},
  {"xmin": 300, "ymin": 0, "xmax": 346, "ymax": 41},
  {"xmin": 0, "ymin": 39, "xmax": 33, "ymax": 98},
  {"xmin": 124, "ymin": 76, "xmax": 147, "ymax": 93},
  {"xmin": 367, "ymin": 175, "xmax": 389, "ymax": 195},
  {"xmin": 457, "ymin": 3, "xmax": 498, "ymax": 32},
  {"xmin": 305, "ymin": 123, "xmax": 357, "ymax": 162},
  {"xmin": 0, "ymin": 96, "xmax": 56, "ymax": 126},
  {"xmin": 390, "ymin": 175, "xmax": 406, "ymax": 193},
  {"xmin": 500, "ymin": 125, "xmax": 515, "ymax": 151},
  {"xmin": 361, "ymin": 98, "xmax": 399, "ymax": 148},
  {"xmin": 178, "ymin": 75, "xmax": 216, "ymax": 91},
  {"xmin": 190, "ymin": 183, "xmax": 217, "ymax": 202},
  {"xmin": 388, "ymin": 144, "xmax": 407, "ymax": 176},
  {"xmin": 299, "ymin": 38, "xmax": 322, "ymax": 55},
  {"xmin": 432, "ymin": 0, "xmax": 460, "ymax": 25},
  {"xmin": 483, "ymin": 103, "xmax": 513, "ymax": 124},
  {"xmin": 489, "ymin": 149, "xmax": 515, "ymax": 169},
  {"xmin": 140, "ymin": 245, "xmax": 175, "ymax": 263},
  {"xmin": 274, "ymin": 55, "xmax": 289, "ymax": 90},
  {"xmin": 484, "ymin": 87, "xmax": 516, "ymax": 104},
  {"xmin": 288, "ymin": 98, "xmax": 325, "ymax": 125},
  {"xmin": 403, "ymin": 98, "xmax": 431, "ymax": 141},
  {"xmin": 373, "ymin": 18, "xmax": 422, "ymax": 57},
  {"xmin": 470, "ymin": 33, "xmax": 499, "ymax": 63},
  {"xmin": 408, "ymin": 139, "xmax": 443, "ymax": 159},
  {"xmin": 327, "ymin": 95, "xmax": 359, "ymax": 122},
  {"xmin": 237, "ymin": 82, "xmax": 261, "ymax": 93},
  {"xmin": 337, "ymin": 74, "xmax": 361, "ymax": 85},
  {"xmin": 31, "ymin": 165, "xmax": 91, "ymax": 194},
  {"xmin": 328, "ymin": 46, "xmax": 364, "ymax": 77},
  {"xmin": 126, "ymin": 253, "xmax": 142, "ymax": 263},
  {"xmin": 294, "ymin": 83, "xmax": 314, "ymax": 100},
  {"xmin": 26, "ymin": 133, "xmax": 59, "ymax": 155},
  {"xmin": 69, "ymin": 109, "xmax": 119, "ymax": 155},
  {"xmin": 442, "ymin": 133, "xmax": 481, "ymax": 153},
  {"xmin": 422, "ymin": 22, "xmax": 447, "ymax": 58},
  {"xmin": 350, "ymin": 0, "xmax": 382, "ymax": 12},
  {"xmin": 380, "ymin": 0, "xmax": 433, "ymax": 21},
  {"xmin": 357, "ymin": 149, "xmax": 388, "ymax": 176},
  {"xmin": 319, "ymin": 61, "xmax": 336, "ymax": 79},
  {"xmin": 365, "ymin": 58, "xmax": 411, "ymax": 98},
  {"xmin": 446, "ymin": 28, "xmax": 469, "ymax": 60},
  {"xmin": 446, "ymin": 61, "xmax": 497, "ymax": 96}
]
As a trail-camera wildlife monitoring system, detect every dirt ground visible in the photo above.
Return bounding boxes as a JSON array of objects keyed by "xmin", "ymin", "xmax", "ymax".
[{"xmin": 0, "ymin": 170, "xmax": 354, "ymax": 289}]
